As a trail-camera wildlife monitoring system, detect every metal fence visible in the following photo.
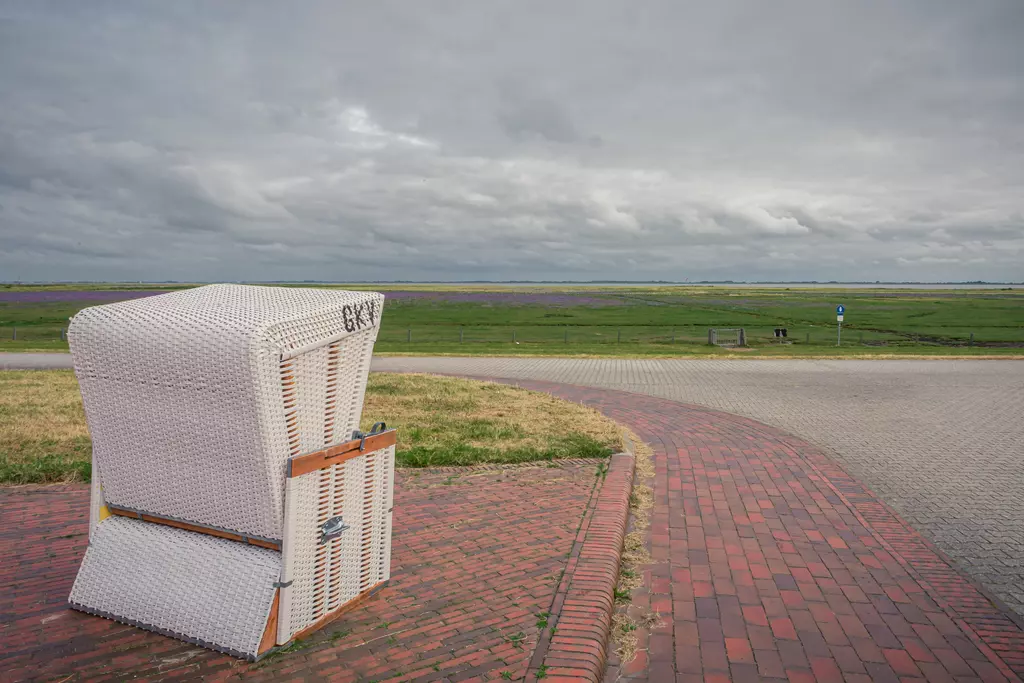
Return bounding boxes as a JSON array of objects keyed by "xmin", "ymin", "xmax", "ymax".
[
  {"xmin": 0, "ymin": 324, "xmax": 1015, "ymax": 349},
  {"xmin": 371, "ymin": 325, "xmax": 1009, "ymax": 348},
  {"xmin": 2, "ymin": 326, "xmax": 68, "ymax": 342}
]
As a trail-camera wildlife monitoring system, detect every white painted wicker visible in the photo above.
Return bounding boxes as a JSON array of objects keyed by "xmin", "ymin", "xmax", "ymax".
[
  {"xmin": 67, "ymin": 284, "xmax": 391, "ymax": 658},
  {"xmin": 68, "ymin": 284, "xmax": 384, "ymax": 540},
  {"xmin": 70, "ymin": 516, "xmax": 281, "ymax": 659},
  {"xmin": 279, "ymin": 444, "xmax": 394, "ymax": 640}
]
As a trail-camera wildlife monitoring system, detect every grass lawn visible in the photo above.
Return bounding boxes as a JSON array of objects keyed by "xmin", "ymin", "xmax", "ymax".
[
  {"xmin": 0, "ymin": 371, "xmax": 622, "ymax": 484},
  {"xmin": 3, "ymin": 283, "xmax": 1023, "ymax": 357}
]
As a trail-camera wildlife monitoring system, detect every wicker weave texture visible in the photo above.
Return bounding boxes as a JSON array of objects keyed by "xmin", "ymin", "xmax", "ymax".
[
  {"xmin": 69, "ymin": 517, "xmax": 281, "ymax": 658},
  {"xmin": 280, "ymin": 445, "xmax": 394, "ymax": 639},
  {"xmin": 68, "ymin": 284, "xmax": 384, "ymax": 539}
]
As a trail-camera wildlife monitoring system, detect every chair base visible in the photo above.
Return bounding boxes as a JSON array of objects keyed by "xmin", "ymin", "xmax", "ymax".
[
  {"xmin": 69, "ymin": 516, "xmax": 281, "ymax": 660},
  {"xmin": 289, "ymin": 580, "xmax": 389, "ymax": 643},
  {"xmin": 69, "ymin": 517, "xmax": 390, "ymax": 660}
]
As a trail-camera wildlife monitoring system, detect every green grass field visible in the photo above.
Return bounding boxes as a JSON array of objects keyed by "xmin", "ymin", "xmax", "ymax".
[
  {"xmin": 0, "ymin": 371, "xmax": 622, "ymax": 484},
  {"xmin": 2, "ymin": 283, "xmax": 1023, "ymax": 357}
]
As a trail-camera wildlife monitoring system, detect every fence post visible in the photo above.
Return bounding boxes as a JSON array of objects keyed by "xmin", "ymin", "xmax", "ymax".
[
  {"xmin": 407, "ymin": 328, "xmax": 411, "ymax": 343},
  {"xmin": 738, "ymin": 329, "xmax": 746, "ymax": 347},
  {"xmin": 969, "ymin": 332, "xmax": 974, "ymax": 347},
  {"xmin": 708, "ymin": 329, "xmax": 714, "ymax": 345},
  {"xmin": 460, "ymin": 327, "xmax": 464, "ymax": 343},
  {"xmin": 11, "ymin": 327, "xmax": 15, "ymax": 340},
  {"xmin": 61, "ymin": 327, "xmax": 66, "ymax": 341},
  {"xmin": 806, "ymin": 332, "xmax": 810, "ymax": 344}
]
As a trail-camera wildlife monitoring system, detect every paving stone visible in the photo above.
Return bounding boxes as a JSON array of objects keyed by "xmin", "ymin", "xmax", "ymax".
[
  {"xmin": 7, "ymin": 356, "xmax": 1024, "ymax": 682},
  {"xmin": 368, "ymin": 363, "xmax": 1024, "ymax": 681},
  {"xmin": 374, "ymin": 358, "xmax": 1024, "ymax": 622}
]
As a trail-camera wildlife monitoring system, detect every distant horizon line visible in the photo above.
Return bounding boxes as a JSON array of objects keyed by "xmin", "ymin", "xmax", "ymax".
[{"xmin": 4, "ymin": 280, "xmax": 1021, "ymax": 286}]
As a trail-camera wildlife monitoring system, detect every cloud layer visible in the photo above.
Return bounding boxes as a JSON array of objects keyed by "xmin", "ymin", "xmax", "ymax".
[{"xmin": 1, "ymin": 1, "xmax": 1022, "ymax": 282}]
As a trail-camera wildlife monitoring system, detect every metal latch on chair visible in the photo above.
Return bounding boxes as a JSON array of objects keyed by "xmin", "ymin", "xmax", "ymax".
[
  {"xmin": 319, "ymin": 516, "xmax": 349, "ymax": 544},
  {"xmin": 352, "ymin": 422, "xmax": 387, "ymax": 452}
]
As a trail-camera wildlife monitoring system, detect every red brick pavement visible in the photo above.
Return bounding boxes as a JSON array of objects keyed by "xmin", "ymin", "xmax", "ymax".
[
  {"xmin": 496, "ymin": 379, "xmax": 1024, "ymax": 683},
  {"xmin": 6, "ymin": 377, "xmax": 1024, "ymax": 683},
  {"xmin": 1, "ymin": 463, "xmax": 611, "ymax": 682}
]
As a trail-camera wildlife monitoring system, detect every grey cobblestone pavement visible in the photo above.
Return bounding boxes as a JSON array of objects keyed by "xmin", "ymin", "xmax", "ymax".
[{"xmin": 372, "ymin": 357, "xmax": 1024, "ymax": 620}]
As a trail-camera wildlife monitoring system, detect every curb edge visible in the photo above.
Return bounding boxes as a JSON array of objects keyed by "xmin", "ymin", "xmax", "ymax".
[{"xmin": 526, "ymin": 448, "xmax": 635, "ymax": 682}]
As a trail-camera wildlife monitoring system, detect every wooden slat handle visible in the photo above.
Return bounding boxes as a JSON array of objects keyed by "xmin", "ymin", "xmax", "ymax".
[{"xmin": 288, "ymin": 430, "xmax": 397, "ymax": 478}]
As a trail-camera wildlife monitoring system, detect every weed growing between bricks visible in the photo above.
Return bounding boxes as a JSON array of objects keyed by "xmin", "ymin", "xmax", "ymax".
[{"xmin": 610, "ymin": 433, "xmax": 660, "ymax": 664}]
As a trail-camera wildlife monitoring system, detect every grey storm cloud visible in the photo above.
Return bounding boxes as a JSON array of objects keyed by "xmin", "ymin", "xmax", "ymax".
[{"xmin": 0, "ymin": 1, "xmax": 1022, "ymax": 282}]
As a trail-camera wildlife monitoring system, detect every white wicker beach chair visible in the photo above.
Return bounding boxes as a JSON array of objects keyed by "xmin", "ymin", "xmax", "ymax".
[{"xmin": 67, "ymin": 284, "xmax": 394, "ymax": 659}]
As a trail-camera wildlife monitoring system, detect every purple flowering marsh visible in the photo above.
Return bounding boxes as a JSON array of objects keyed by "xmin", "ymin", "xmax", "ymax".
[
  {"xmin": 381, "ymin": 291, "xmax": 625, "ymax": 306},
  {"xmin": 0, "ymin": 288, "xmax": 626, "ymax": 307},
  {"xmin": 0, "ymin": 290, "xmax": 164, "ymax": 303}
]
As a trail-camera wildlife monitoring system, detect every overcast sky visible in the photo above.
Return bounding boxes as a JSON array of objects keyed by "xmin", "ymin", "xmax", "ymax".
[{"xmin": 1, "ymin": 2, "xmax": 1022, "ymax": 282}]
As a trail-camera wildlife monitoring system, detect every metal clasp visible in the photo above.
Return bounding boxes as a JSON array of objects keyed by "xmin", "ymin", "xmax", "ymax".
[
  {"xmin": 319, "ymin": 516, "xmax": 349, "ymax": 544},
  {"xmin": 352, "ymin": 422, "xmax": 387, "ymax": 452}
]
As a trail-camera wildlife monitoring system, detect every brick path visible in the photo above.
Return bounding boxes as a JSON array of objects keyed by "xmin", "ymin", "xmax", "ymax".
[
  {"xmin": 374, "ymin": 357, "xmax": 1024, "ymax": 622},
  {"xmin": 6, "ymin": 353, "xmax": 1024, "ymax": 621},
  {"xmin": 497, "ymin": 379, "xmax": 1024, "ymax": 682},
  {"xmin": 4, "ymin": 370, "xmax": 1024, "ymax": 682},
  {"xmin": 1, "ymin": 464, "xmax": 610, "ymax": 682}
]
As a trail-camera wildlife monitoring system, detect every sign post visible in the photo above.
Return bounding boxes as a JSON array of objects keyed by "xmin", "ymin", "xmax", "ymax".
[{"xmin": 836, "ymin": 305, "xmax": 845, "ymax": 346}]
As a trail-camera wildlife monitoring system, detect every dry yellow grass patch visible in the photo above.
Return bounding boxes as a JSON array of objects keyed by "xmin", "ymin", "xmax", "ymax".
[
  {"xmin": 0, "ymin": 370, "xmax": 91, "ymax": 483},
  {"xmin": 361, "ymin": 373, "xmax": 623, "ymax": 467},
  {"xmin": 0, "ymin": 370, "xmax": 624, "ymax": 483}
]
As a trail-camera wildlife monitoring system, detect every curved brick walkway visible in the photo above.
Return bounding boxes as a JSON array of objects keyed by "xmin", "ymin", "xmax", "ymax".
[
  {"xmin": 374, "ymin": 357, "xmax": 1024, "ymax": 625},
  {"xmin": 7, "ymin": 354, "xmax": 1024, "ymax": 622},
  {"xmin": 494, "ymin": 379, "xmax": 1024, "ymax": 683},
  {"xmin": 4, "ymin": 374, "xmax": 1024, "ymax": 682}
]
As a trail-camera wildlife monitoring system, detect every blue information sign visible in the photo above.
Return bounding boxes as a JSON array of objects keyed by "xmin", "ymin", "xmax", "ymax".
[{"xmin": 837, "ymin": 305, "xmax": 845, "ymax": 314}]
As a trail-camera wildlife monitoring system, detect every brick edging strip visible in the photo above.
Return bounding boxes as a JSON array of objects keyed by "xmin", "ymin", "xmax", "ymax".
[{"xmin": 526, "ymin": 451, "xmax": 635, "ymax": 682}]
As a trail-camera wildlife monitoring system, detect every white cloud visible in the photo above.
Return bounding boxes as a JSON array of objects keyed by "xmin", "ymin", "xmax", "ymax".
[
  {"xmin": 333, "ymin": 105, "xmax": 436, "ymax": 150},
  {"xmin": 0, "ymin": 1, "xmax": 1021, "ymax": 282}
]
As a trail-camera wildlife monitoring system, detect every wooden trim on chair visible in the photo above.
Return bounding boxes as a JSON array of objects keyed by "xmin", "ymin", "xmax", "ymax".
[
  {"xmin": 290, "ymin": 580, "xmax": 388, "ymax": 641},
  {"xmin": 288, "ymin": 431, "xmax": 397, "ymax": 478},
  {"xmin": 106, "ymin": 506, "xmax": 283, "ymax": 551},
  {"xmin": 258, "ymin": 590, "xmax": 281, "ymax": 655}
]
